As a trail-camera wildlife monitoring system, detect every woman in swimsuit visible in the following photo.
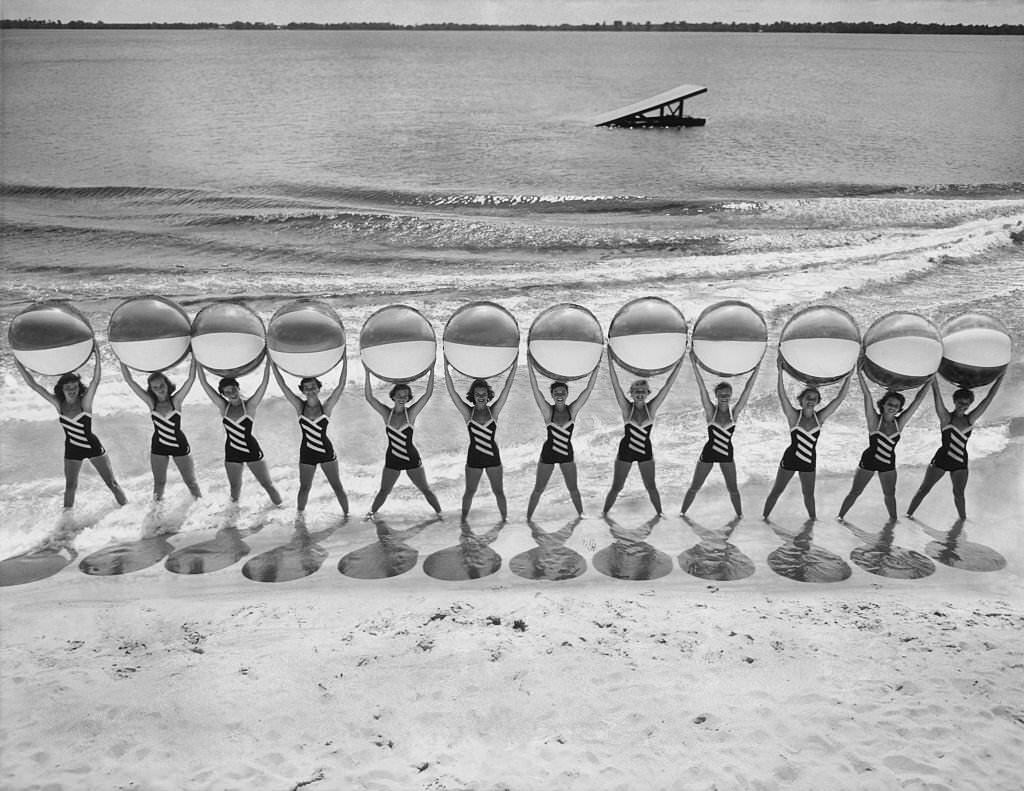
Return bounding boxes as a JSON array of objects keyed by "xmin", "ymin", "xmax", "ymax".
[
  {"xmin": 602, "ymin": 348, "xmax": 683, "ymax": 517},
  {"xmin": 526, "ymin": 363, "xmax": 600, "ymax": 520},
  {"xmin": 444, "ymin": 361, "xmax": 517, "ymax": 521},
  {"xmin": 120, "ymin": 357, "xmax": 202, "ymax": 500},
  {"xmin": 680, "ymin": 350, "xmax": 761, "ymax": 518},
  {"xmin": 198, "ymin": 362, "xmax": 282, "ymax": 506},
  {"xmin": 837, "ymin": 367, "xmax": 931, "ymax": 522},
  {"xmin": 15, "ymin": 347, "xmax": 127, "ymax": 509},
  {"xmin": 761, "ymin": 360, "xmax": 851, "ymax": 521},
  {"xmin": 270, "ymin": 358, "xmax": 349, "ymax": 516},
  {"xmin": 364, "ymin": 367, "xmax": 443, "ymax": 519},
  {"xmin": 907, "ymin": 372, "xmax": 1004, "ymax": 521}
]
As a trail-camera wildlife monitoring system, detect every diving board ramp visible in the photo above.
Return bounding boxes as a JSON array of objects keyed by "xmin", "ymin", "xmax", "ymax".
[{"xmin": 595, "ymin": 84, "xmax": 707, "ymax": 128}]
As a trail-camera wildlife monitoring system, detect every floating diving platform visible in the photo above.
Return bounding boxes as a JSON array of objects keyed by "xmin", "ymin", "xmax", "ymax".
[{"xmin": 594, "ymin": 84, "xmax": 707, "ymax": 128}]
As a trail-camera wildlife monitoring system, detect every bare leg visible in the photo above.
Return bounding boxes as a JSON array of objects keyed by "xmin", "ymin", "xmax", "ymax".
[
  {"xmin": 637, "ymin": 459, "xmax": 662, "ymax": 515},
  {"xmin": 63, "ymin": 458, "xmax": 83, "ymax": 508},
  {"xmin": 406, "ymin": 466, "xmax": 442, "ymax": 514},
  {"xmin": 90, "ymin": 454, "xmax": 127, "ymax": 505},
  {"xmin": 225, "ymin": 461, "xmax": 245, "ymax": 502},
  {"xmin": 838, "ymin": 468, "xmax": 874, "ymax": 519},
  {"xmin": 680, "ymin": 461, "xmax": 713, "ymax": 514},
  {"xmin": 527, "ymin": 463, "xmax": 556, "ymax": 520},
  {"xmin": 247, "ymin": 460, "xmax": 282, "ymax": 505},
  {"xmin": 485, "ymin": 465, "xmax": 507, "ymax": 520},
  {"xmin": 319, "ymin": 459, "xmax": 349, "ymax": 514},
  {"xmin": 559, "ymin": 462, "xmax": 583, "ymax": 516},
  {"xmin": 151, "ymin": 453, "xmax": 170, "ymax": 500},
  {"xmin": 172, "ymin": 454, "xmax": 202, "ymax": 498},
  {"xmin": 297, "ymin": 463, "xmax": 317, "ymax": 511},
  {"xmin": 907, "ymin": 465, "xmax": 945, "ymax": 516},
  {"xmin": 950, "ymin": 468, "xmax": 969, "ymax": 520},
  {"xmin": 762, "ymin": 466, "xmax": 795, "ymax": 519},
  {"xmin": 602, "ymin": 459, "xmax": 632, "ymax": 514},
  {"xmin": 462, "ymin": 466, "xmax": 483, "ymax": 519},
  {"xmin": 798, "ymin": 470, "xmax": 817, "ymax": 520},
  {"xmin": 371, "ymin": 467, "xmax": 401, "ymax": 513},
  {"xmin": 719, "ymin": 462, "xmax": 742, "ymax": 517},
  {"xmin": 878, "ymin": 470, "xmax": 898, "ymax": 521}
]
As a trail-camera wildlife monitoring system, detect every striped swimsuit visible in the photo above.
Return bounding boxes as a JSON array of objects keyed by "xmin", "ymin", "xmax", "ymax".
[
  {"xmin": 466, "ymin": 409, "xmax": 501, "ymax": 469},
  {"xmin": 931, "ymin": 423, "xmax": 972, "ymax": 472},
  {"xmin": 616, "ymin": 405, "xmax": 653, "ymax": 463},
  {"xmin": 780, "ymin": 414, "xmax": 820, "ymax": 472},
  {"xmin": 299, "ymin": 411, "xmax": 335, "ymax": 465},
  {"xmin": 540, "ymin": 407, "xmax": 575, "ymax": 464},
  {"xmin": 700, "ymin": 409, "xmax": 736, "ymax": 463},
  {"xmin": 60, "ymin": 411, "xmax": 105, "ymax": 461},
  {"xmin": 150, "ymin": 409, "xmax": 190, "ymax": 457},
  {"xmin": 858, "ymin": 416, "xmax": 900, "ymax": 473},
  {"xmin": 385, "ymin": 409, "xmax": 422, "ymax": 471},
  {"xmin": 223, "ymin": 406, "xmax": 264, "ymax": 464}
]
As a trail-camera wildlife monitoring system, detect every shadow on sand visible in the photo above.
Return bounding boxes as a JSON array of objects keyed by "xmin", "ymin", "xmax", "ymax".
[
  {"xmin": 842, "ymin": 518, "xmax": 936, "ymax": 579},
  {"xmin": 919, "ymin": 517, "xmax": 1007, "ymax": 572},
  {"xmin": 422, "ymin": 518, "xmax": 504, "ymax": 581},
  {"xmin": 165, "ymin": 505, "xmax": 267, "ymax": 575},
  {"xmin": 593, "ymin": 514, "xmax": 673, "ymax": 581},
  {"xmin": 511, "ymin": 517, "xmax": 587, "ymax": 581},
  {"xmin": 243, "ymin": 516, "xmax": 341, "ymax": 583},
  {"xmin": 338, "ymin": 515, "xmax": 439, "ymax": 580},
  {"xmin": 678, "ymin": 515, "xmax": 755, "ymax": 582},
  {"xmin": 766, "ymin": 518, "xmax": 852, "ymax": 583}
]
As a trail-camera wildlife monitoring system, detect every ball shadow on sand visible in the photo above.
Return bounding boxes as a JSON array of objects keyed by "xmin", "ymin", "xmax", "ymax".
[
  {"xmin": 422, "ymin": 519, "xmax": 504, "ymax": 581},
  {"xmin": 165, "ymin": 507, "xmax": 266, "ymax": 575},
  {"xmin": 678, "ymin": 515, "xmax": 755, "ymax": 582},
  {"xmin": 842, "ymin": 519, "xmax": 936, "ymax": 579},
  {"xmin": 79, "ymin": 536, "xmax": 176, "ymax": 576},
  {"xmin": 511, "ymin": 517, "xmax": 587, "ymax": 581},
  {"xmin": 766, "ymin": 519, "xmax": 852, "ymax": 583},
  {"xmin": 593, "ymin": 514, "xmax": 673, "ymax": 581},
  {"xmin": 243, "ymin": 517, "xmax": 339, "ymax": 583},
  {"xmin": 0, "ymin": 546, "xmax": 78, "ymax": 587},
  {"xmin": 921, "ymin": 517, "xmax": 1007, "ymax": 572},
  {"xmin": 338, "ymin": 515, "xmax": 439, "ymax": 580}
]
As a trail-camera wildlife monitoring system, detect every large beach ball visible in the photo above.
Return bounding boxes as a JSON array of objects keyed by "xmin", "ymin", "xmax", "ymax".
[
  {"xmin": 8, "ymin": 302, "xmax": 94, "ymax": 375},
  {"xmin": 360, "ymin": 305, "xmax": 437, "ymax": 383},
  {"xmin": 779, "ymin": 306, "xmax": 861, "ymax": 385},
  {"xmin": 607, "ymin": 297, "xmax": 688, "ymax": 376},
  {"xmin": 938, "ymin": 313, "xmax": 1012, "ymax": 388},
  {"xmin": 861, "ymin": 312, "xmax": 942, "ymax": 391},
  {"xmin": 190, "ymin": 302, "xmax": 266, "ymax": 377},
  {"xmin": 443, "ymin": 301, "xmax": 520, "ymax": 379},
  {"xmin": 108, "ymin": 296, "xmax": 192, "ymax": 372},
  {"xmin": 267, "ymin": 299, "xmax": 346, "ymax": 377},
  {"xmin": 528, "ymin": 303, "xmax": 604, "ymax": 380},
  {"xmin": 691, "ymin": 300, "xmax": 767, "ymax": 377}
]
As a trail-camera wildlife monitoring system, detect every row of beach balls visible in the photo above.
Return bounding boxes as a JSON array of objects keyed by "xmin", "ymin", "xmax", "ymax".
[{"xmin": 7, "ymin": 297, "xmax": 1012, "ymax": 389}]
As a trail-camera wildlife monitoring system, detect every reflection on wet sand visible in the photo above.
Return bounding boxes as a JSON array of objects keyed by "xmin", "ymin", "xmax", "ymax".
[
  {"xmin": 511, "ymin": 518, "xmax": 587, "ymax": 581},
  {"xmin": 79, "ymin": 536, "xmax": 176, "ymax": 576},
  {"xmin": 422, "ymin": 519, "xmax": 504, "ymax": 581},
  {"xmin": 165, "ymin": 511, "xmax": 262, "ymax": 575},
  {"xmin": 0, "ymin": 545, "xmax": 77, "ymax": 587},
  {"xmin": 244, "ymin": 517, "xmax": 338, "ymax": 583},
  {"xmin": 593, "ymin": 515, "xmax": 673, "ymax": 581},
  {"xmin": 767, "ymin": 519, "xmax": 852, "ymax": 583},
  {"xmin": 844, "ymin": 519, "xmax": 935, "ymax": 579},
  {"xmin": 678, "ymin": 516, "xmax": 755, "ymax": 581},
  {"xmin": 338, "ymin": 516, "xmax": 438, "ymax": 580},
  {"xmin": 921, "ymin": 518, "xmax": 1007, "ymax": 572}
]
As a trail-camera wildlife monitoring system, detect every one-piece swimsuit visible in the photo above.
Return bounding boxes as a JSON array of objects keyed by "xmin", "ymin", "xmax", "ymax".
[
  {"xmin": 780, "ymin": 413, "xmax": 820, "ymax": 472},
  {"xmin": 858, "ymin": 415, "xmax": 900, "ymax": 473},
  {"xmin": 616, "ymin": 404, "xmax": 653, "ymax": 463},
  {"xmin": 930, "ymin": 422, "xmax": 971, "ymax": 472},
  {"xmin": 60, "ymin": 411, "xmax": 105, "ymax": 461},
  {"xmin": 540, "ymin": 406, "xmax": 574, "ymax": 464},
  {"xmin": 150, "ymin": 408, "xmax": 190, "ymax": 457},
  {"xmin": 466, "ymin": 408, "xmax": 500, "ymax": 469},
  {"xmin": 299, "ymin": 408, "xmax": 335, "ymax": 465},
  {"xmin": 385, "ymin": 409, "xmax": 422, "ymax": 471},
  {"xmin": 699, "ymin": 408, "xmax": 735, "ymax": 463},
  {"xmin": 223, "ymin": 404, "xmax": 264, "ymax": 464}
]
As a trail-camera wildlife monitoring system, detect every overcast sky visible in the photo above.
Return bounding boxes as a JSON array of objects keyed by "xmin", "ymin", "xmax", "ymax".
[{"xmin": 3, "ymin": 1, "xmax": 1022, "ymax": 25}]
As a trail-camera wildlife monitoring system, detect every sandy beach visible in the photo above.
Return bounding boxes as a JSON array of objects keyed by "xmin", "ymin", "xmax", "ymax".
[{"xmin": 3, "ymin": 435, "xmax": 1022, "ymax": 791}]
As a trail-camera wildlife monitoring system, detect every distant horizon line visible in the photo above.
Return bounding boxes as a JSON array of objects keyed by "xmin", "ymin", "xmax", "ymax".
[{"xmin": 2, "ymin": 19, "xmax": 1023, "ymax": 35}]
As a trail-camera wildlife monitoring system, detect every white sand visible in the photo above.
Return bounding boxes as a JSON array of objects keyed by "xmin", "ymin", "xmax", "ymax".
[{"xmin": 2, "ymin": 445, "xmax": 1023, "ymax": 791}]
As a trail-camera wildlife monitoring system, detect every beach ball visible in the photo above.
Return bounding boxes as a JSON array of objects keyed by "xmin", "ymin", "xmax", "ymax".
[
  {"xmin": 443, "ymin": 301, "xmax": 520, "ymax": 379},
  {"xmin": 861, "ymin": 312, "xmax": 942, "ymax": 391},
  {"xmin": 108, "ymin": 296, "xmax": 192, "ymax": 372},
  {"xmin": 607, "ymin": 297, "xmax": 688, "ymax": 376},
  {"xmin": 778, "ymin": 306, "xmax": 861, "ymax": 385},
  {"xmin": 527, "ymin": 303, "xmax": 604, "ymax": 380},
  {"xmin": 8, "ymin": 301, "xmax": 94, "ymax": 375},
  {"xmin": 938, "ymin": 313, "xmax": 1011, "ymax": 388},
  {"xmin": 360, "ymin": 305, "xmax": 437, "ymax": 383},
  {"xmin": 691, "ymin": 300, "xmax": 767, "ymax": 377},
  {"xmin": 190, "ymin": 301, "xmax": 266, "ymax": 377},
  {"xmin": 267, "ymin": 299, "xmax": 346, "ymax": 377}
]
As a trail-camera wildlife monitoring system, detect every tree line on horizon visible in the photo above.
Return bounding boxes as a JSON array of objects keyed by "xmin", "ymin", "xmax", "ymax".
[{"xmin": 2, "ymin": 18, "xmax": 1022, "ymax": 34}]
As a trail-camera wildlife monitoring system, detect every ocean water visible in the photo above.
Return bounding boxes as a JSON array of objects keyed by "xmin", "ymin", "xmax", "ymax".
[{"xmin": 1, "ymin": 30, "xmax": 1022, "ymax": 557}]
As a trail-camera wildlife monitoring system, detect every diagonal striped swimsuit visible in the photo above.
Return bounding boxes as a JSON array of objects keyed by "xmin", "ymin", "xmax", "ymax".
[
  {"xmin": 299, "ymin": 410, "xmax": 335, "ymax": 465},
  {"xmin": 858, "ymin": 416, "xmax": 900, "ymax": 473},
  {"xmin": 385, "ymin": 409, "xmax": 422, "ymax": 471},
  {"xmin": 930, "ymin": 423, "xmax": 971, "ymax": 472},
  {"xmin": 616, "ymin": 404, "xmax": 653, "ymax": 463},
  {"xmin": 60, "ymin": 411, "xmax": 105, "ymax": 461},
  {"xmin": 780, "ymin": 414, "xmax": 820, "ymax": 472},
  {"xmin": 150, "ymin": 409, "xmax": 190, "ymax": 457},
  {"xmin": 466, "ymin": 408, "xmax": 501, "ymax": 469},
  {"xmin": 700, "ymin": 408, "xmax": 736, "ymax": 463},
  {"xmin": 223, "ymin": 405, "xmax": 264, "ymax": 464},
  {"xmin": 540, "ymin": 406, "xmax": 575, "ymax": 464}
]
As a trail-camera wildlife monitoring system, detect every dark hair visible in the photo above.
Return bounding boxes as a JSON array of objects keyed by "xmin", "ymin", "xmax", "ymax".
[
  {"xmin": 952, "ymin": 388, "xmax": 975, "ymax": 403},
  {"xmin": 714, "ymin": 381, "xmax": 733, "ymax": 396},
  {"xmin": 465, "ymin": 378, "xmax": 494, "ymax": 403},
  {"xmin": 53, "ymin": 372, "xmax": 86, "ymax": 404},
  {"xmin": 217, "ymin": 377, "xmax": 240, "ymax": 395},
  {"xmin": 298, "ymin": 377, "xmax": 323, "ymax": 392},
  {"xmin": 146, "ymin": 372, "xmax": 176, "ymax": 403},
  {"xmin": 796, "ymin": 387, "xmax": 821, "ymax": 403},
  {"xmin": 389, "ymin": 382, "xmax": 413, "ymax": 400},
  {"xmin": 549, "ymin": 380, "xmax": 569, "ymax": 395},
  {"xmin": 876, "ymin": 390, "xmax": 906, "ymax": 411}
]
